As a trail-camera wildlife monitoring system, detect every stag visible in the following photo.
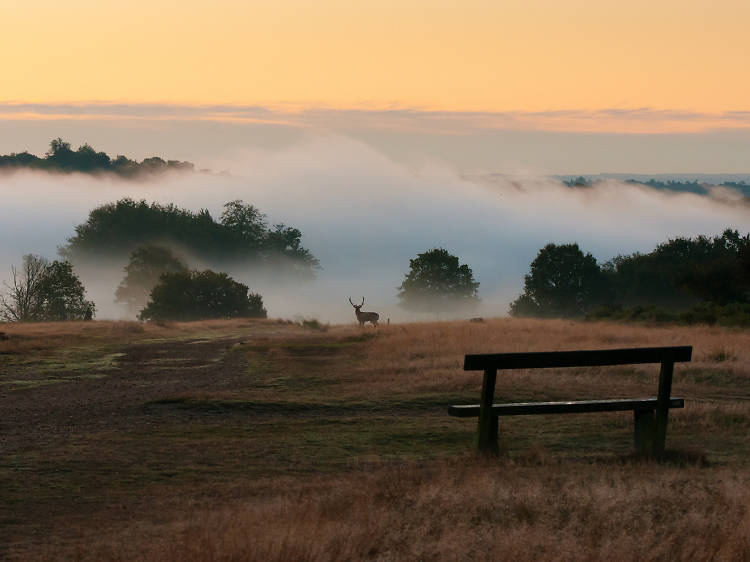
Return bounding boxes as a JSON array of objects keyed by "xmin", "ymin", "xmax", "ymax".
[{"xmin": 349, "ymin": 297, "xmax": 379, "ymax": 327}]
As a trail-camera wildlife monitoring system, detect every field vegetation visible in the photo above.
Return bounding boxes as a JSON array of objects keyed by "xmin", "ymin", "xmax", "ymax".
[{"xmin": 1, "ymin": 318, "xmax": 749, "ymax": 560}]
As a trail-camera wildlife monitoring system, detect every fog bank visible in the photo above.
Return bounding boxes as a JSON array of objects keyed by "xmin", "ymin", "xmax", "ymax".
[{"xmin": 2, "ymin": 136, "xmax": 749, "ymax": 323}]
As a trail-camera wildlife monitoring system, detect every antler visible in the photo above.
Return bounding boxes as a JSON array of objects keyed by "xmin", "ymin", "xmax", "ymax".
[
  {"xmin": 348, "ymin": 297, "xmax": 365, "ymax": 307},
  {"xmin": 349, "ymin": 296, "xmax": 355, "ymax": 307}
]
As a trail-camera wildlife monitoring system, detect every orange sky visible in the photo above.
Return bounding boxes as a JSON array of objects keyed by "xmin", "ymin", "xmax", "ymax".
[{"xmin": 3, "ymin": 0, "xmax": 750, "ymax": 119}]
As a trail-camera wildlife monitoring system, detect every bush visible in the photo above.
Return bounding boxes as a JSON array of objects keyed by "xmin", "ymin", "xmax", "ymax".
[{"xmin": 138, "ymin": 270, "xmax": 267, "ymax": 322}]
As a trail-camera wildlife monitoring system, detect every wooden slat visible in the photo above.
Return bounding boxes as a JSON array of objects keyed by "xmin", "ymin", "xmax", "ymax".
[
  {"xmin": 463, "ymin": 346, "xmax": 692, "ymax": 371},
  {"xmin": 448, "ymin": 397, "xmax": 684, "ymax": 418}
]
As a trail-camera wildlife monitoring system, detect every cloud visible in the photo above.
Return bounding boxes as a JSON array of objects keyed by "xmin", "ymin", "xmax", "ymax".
[{"xmin": 3, "ymin": 102, "xmax": 750, "ymax": 134}]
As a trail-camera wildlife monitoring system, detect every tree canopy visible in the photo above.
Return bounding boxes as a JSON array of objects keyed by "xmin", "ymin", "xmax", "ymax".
[
  {"xmin": 138, "ymin": 270, "xmax": 267, "ymax": 322},
  {"xmin": 60, "ymin": 198, "xmax": 319, "ymax": 278},
  {"xmin": 510, "ymin": 243, "xmax": 607, "ymax": 318},
  {"xmin": 604, "ymin": 229, "xmax": 750, "ymax": 307},
  {"xmin": 398, "ymin": 248, "xmax": 479, "ymax": 311},
  {"xmin": 511, "ymin": 230, "xmax": 750, "ymax": 320},
  {"xmin": 0, "ymin": 138, "xmax": 193, "ymax": 177}
]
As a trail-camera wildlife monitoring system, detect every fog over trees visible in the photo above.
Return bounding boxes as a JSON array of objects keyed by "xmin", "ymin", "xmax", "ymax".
[
  {"xmin": 61, "ymin": 198, "xmax": 319, "ymax": 279},
  {"xmin": 115, "ymin": 246, "xmax": 189, "ymax": 315}
]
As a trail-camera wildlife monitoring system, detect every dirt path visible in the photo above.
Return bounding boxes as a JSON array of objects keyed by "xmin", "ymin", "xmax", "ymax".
[
  {"xmin": 1, "ymin": 322, "xmax": 376, "ymax": 556},
  {"xmin": 2, "ymin": 334, "xmax": 245, "ymax": 449}
]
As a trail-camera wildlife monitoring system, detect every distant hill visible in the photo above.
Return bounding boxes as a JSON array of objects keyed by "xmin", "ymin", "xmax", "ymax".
[{"xmin": 0, "ymin": 138, "xmax": 194, "ymax": 178}]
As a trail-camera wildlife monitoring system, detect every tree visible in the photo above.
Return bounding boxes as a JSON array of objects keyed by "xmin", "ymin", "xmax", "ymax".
[
  {"xmin": 138, "ymin": 270, "xmax": 267, "ymax": 322},
  {"xmin": 115, "ymin": 245, "xmax": 188, "ymax": 315},
  {"xmin": 36, "ymin": 260, "xmax": 96, "ymax": 321},
  {"xmin": 1, "ymin": 254, "xmax": 48, "ymax": 321},
  {"xmin": 606, "ymin": 229, "xmax": 750, "ymax": 308},
  {"xmin": 398, "ymin": 248, "xmax": 479, "ymax": 311},
  {"xmin": 220, "ymin": 200, "xmax": 267, "ymax": 247},
  {"xmin": 60, "ymin": 198, "xmax": 319, "ymax": 279},
  {"xmin": 1, "ymin": 138, "xmax": 195, "ymax": 177},
  {"xmin": 510, "ymin": 243, "xmax": 607, "ymax": 318},
  {"xmin": 1, "ymin": 255, "xmax": 95, "ymax": 321}
]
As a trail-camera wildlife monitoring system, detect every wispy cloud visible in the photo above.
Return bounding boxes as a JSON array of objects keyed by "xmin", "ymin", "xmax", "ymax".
[{"xmin": 3, "ymin": 103, "xmax": 750, "ymax": 134}]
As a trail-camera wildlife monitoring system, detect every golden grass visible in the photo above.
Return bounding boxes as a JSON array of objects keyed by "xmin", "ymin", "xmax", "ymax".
[
  {"xmin": 34, "ymin": 460, "xmax": 750, "ymax": 561},
  {"xmin": 4, "ymin": 317, "xmax": 750, "ymax": 560},
  {"xmin": 351, "ymin": 318, "xmax": 750, "ymax": 399}
]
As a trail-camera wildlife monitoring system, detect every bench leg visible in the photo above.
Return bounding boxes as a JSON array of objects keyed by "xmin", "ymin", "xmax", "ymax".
[
  {"xmin": 634, "ymin": 409, "xmax": 656, "ymax": 455},
  {"xmin": 478, "ymin": 368, "xmax": 499, "ymax": 455},
  {"xmin": 478, "ymin": 414, "xmax": 499, "ymax": 455},
  {"xmin": 654, "ymin": 360, "xmax": 675, "ymax": 457}
]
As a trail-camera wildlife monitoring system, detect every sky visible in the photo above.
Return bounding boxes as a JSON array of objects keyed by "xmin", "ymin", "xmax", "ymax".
[
  {"xmin": 4, "ymin": 0, "xmax": 750, "ymax": 113},
  {"xmin": 2, "ymin": 1, "xmax": 750, "ymax": 321},
  {"xmin": 2, "ymin": 0, "xmax": 750, "ymax": 172}
]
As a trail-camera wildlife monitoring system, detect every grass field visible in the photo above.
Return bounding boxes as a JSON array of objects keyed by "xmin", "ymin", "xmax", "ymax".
[{"xmin": 1, "ymin": 317, "xmax": 749, "ymax": 560}]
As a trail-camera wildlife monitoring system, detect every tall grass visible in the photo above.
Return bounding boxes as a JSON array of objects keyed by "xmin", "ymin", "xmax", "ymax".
[{"xmin": 37, "ymin": 459, "xmax": 750, "ymax": 561}]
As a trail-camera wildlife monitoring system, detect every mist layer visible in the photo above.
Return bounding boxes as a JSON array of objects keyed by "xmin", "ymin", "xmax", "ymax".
[{"xmin": 1, "ymin": 136, "xmax": 748, "ymax": 323}]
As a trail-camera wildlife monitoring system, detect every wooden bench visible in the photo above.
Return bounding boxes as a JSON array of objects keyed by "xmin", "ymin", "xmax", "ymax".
[{"xmin": 449, "ymin": 346, "xmax": 692, "ymax": 456}]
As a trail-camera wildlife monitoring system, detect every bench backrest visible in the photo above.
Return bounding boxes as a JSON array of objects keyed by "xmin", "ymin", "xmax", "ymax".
[
  {"xmin": 464, "ymin": 345, "xmax": 693, "ymax": 455},
  {"xmin": 464, "ymin": 346, "xmax": 692, "ymax": 371}
]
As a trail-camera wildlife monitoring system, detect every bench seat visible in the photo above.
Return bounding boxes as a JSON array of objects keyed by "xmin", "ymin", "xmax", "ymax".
[{"xmin": 449, "ymin": 397, "xmax": 684, "ymax": 418}]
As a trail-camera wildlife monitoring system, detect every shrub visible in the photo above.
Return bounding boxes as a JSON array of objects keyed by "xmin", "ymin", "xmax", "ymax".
[{"xmin": 138, "ymin": 270, "xmax": 267, "ymax": 322}]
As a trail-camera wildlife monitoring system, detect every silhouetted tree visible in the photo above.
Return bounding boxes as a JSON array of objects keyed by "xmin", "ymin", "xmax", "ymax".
[
  {"xmin": 1, "ymin": 255, "xmax": 48, "ymax": 321},
  {"xmin": 0, "ymin": 138, "xmax": 194, "ymax": 177},
  {"xmin": 61, "ymin": 198, "xmax": 319, "ymax": 279},
  {"xmin": 36, "ymin": 260, "xmax": 96, "ymax": 320},
  {"xmin": 398, "ymin": 248, "xmax": 479, "ymax": 311},
  {"xmin": 46, "ymin": 138, "xmax": 76, "ymax": 169},
  {"xmin": 138, "ymin": 270, "xmax": 266, "ymax": 321},
  {"xmin": 607, "ymin": 229, "xmax": 750, "ymax": 308},
  {"xmin": 510, "ymin": 243, "xmax": 607, "ymax": 318},
  {"xmin": 1, "ymin": 255, "xmax": 94, "ymax": 321},
  {"xmin": 115, "ymin": 246, "xmax": 188, "ymax": 314}
]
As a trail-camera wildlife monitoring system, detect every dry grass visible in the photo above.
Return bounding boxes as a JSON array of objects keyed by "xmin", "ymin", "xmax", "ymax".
[
  {"xmin": 32, "ymin": 460, "xmax": 750, "ymax": 561},
  {"xmin": 3, "ymin": 317, "xmax": 750, "ymax": 560}
]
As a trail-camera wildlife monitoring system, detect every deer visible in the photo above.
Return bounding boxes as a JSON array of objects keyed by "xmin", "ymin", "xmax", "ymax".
[{"xmin": 349, "ymin": 297, "xmax": 380, "ymax": 327}]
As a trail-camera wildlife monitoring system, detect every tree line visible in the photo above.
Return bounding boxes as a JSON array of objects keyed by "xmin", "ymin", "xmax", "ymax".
[
  {"xmin": 563, "ymin": 176, "xmax": 750, "ymax": 198},
  {"xmin": 5, "ymin": 187, "xmax": 748, "ymax": 326},
  {"xmin": 0, "ymin": 138, "xmax": 194, "ymax": 177},
  {"xmin": 511, "ymin": 229, "xmax": 750, "ymax": 326}
]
